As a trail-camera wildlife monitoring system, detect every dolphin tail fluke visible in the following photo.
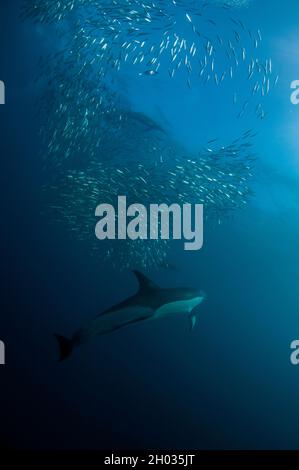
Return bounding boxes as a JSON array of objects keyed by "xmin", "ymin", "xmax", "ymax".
[{"xmin": 54, "ymin": 334, "xmax": 73, "ymax": 361}]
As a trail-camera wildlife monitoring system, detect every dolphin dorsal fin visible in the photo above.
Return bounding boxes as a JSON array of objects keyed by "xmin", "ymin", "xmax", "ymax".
[{"xmin": 133, "ymin": 270, "xmax": 160, "ymax": 293}]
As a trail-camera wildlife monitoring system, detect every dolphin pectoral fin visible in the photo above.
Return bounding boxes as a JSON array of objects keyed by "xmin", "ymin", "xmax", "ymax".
[{"xmin": 189, "ymin": 314, "xmax": 197, "ymax": 331}]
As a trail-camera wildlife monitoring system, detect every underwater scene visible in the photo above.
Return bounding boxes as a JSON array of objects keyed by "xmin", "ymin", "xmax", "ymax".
[{"xmin": 1, "ymin": 0, "xmax": 299, "ymax": 455}]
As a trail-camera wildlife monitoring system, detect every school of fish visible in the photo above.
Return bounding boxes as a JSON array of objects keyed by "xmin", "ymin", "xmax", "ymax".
[
  {"xmin": 23, "ymin": 0, "xmax": 273, "ymax": 269},
  {"xmin": 43, "ymin": 127, "xmax": 256, "ymax": 270}
]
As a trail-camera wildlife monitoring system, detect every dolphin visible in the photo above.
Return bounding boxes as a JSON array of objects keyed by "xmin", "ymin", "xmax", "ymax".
[
  {"xmin": 126, "ymin": 111, "xmax": 167, "ymax": 135},
  {"xmin": 55, "ymin": 271, "xmax": 206, "ymax": 361}
]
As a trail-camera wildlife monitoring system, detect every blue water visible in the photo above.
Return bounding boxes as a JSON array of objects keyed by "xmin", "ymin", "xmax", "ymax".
[{"xmin": 1, "ymin": 0, "xmax": 299, "ymax": 450}]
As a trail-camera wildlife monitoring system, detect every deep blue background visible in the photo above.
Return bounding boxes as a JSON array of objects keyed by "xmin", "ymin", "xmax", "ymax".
[{"xmin": 1, "ymin": 0, "xmax": 299, "ymax": 450}]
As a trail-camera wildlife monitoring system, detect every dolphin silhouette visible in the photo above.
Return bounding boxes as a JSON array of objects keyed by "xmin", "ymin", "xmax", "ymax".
[{"xmin": 55, "ymin": 271, "xmax": 206, "ymax": 361}]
